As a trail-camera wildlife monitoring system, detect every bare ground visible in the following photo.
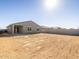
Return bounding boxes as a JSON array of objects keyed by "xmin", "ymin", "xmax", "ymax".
[{"xmin": 0, "ymin": 33, "xmax": 79, "ymax": 59}]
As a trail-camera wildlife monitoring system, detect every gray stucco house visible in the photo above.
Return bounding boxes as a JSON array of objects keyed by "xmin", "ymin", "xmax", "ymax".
[{"xmin": 7, "ymin": 21, "xmax": 42, "ymax": 34}]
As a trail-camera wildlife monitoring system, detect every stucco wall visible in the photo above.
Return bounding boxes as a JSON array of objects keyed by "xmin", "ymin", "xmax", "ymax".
[{"xmin": 22, "ymin": 26, "xmax": 41, "ymax": 34}]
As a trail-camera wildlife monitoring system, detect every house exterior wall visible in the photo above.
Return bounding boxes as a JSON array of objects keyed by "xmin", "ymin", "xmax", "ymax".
[{"xmin": 22, "ymin": 26, "xmax": 41, "ymax": 34}]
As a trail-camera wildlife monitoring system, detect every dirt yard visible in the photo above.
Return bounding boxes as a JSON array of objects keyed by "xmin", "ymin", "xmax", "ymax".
[{"xmin": 0, "ymin": 33, "xmax": 79, "ymax": 59}]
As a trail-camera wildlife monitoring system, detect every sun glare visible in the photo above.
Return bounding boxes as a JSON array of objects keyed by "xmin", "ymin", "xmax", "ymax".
[{"xmin": 43, "ymin": 0, "xmax": 59, "ymax": 11}]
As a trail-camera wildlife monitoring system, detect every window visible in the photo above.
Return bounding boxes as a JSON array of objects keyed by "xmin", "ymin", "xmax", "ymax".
[
  {"xmin": 27, "ymin": 27, "xmax": 31, "ymax": 31},
  {"xmin": 29, "ymin": 27, "xmax": 31, "ymax": 31},
  {"xmin": 37, "ymin": 29, "xmax": 39, "ymax": 31}
]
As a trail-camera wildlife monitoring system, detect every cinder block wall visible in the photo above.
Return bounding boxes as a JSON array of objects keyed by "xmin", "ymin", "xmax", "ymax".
[{"xmin": 41, "ymin": 28, "xmax": 79, "ymax": 35}]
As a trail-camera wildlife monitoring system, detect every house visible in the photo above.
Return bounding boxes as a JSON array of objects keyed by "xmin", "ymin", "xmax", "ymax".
[
  {"xmin": 7, "ymin": 20, "xmax": 79, "ymax": 35},
  {"xmin": 7, "ymin": 21, "xmax": 41, "ymax": 34}
]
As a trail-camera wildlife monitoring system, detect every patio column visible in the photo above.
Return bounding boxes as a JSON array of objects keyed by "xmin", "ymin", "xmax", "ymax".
[{"xmin": 12, "ymin": 25, "xmax": 14, "ymax": 34}]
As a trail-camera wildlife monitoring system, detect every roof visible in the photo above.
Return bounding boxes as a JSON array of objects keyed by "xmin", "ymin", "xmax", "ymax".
[{"xmin": 7, "ymin": 20, "xmax": 40, "ymax": 27}]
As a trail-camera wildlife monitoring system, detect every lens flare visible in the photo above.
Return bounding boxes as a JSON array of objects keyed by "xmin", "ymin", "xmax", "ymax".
[{"xmin": 43, "ymin": 0, "xmax": 59, "ymax": 11}]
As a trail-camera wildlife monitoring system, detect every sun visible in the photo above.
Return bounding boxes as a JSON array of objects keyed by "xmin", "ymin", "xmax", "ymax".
[{"xmin": 43, "ymin": 0, "xmax": 59, "ymax": 11}]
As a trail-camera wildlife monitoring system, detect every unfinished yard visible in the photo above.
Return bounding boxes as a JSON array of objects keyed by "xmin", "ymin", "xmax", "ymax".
[{"xmin": 0, "ymin": 33, "xmax": 79, "ymax": 59}]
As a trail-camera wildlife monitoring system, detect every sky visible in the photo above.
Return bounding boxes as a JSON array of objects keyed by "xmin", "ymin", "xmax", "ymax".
[{"xmin": 0, "ymin": 0, "xmax": 79, "ymax": 29}]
